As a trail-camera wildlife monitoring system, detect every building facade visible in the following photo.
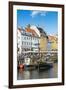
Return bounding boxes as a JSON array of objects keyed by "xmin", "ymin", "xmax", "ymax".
[
  {"xmin": 48, "ymin": 35, "xmax": 58, "ymax": 51},
  {"xmin": 17, "ymin": 26, "xmax": 40, "ymax": 54},
  {"xmin": 30, "ymin": 25, "xmax": 48, "ymax": 51},
  {"xmin": 26, "ymin": 26, "xmax": 40, "ymax": 51},
  {"xmin": 17, "ymin": 28, "xmax": 22, "ymax": 54},
  {"xmin": 39, "ymin": 35, "xmax": 48, "ymax": 51},
  {"xmin": 17, "ymin": 25, "xmax": 49, "ymax": 55},
  {"xmin": 21, "ymin": 30, "xmax": 32, "ymax": 52}
]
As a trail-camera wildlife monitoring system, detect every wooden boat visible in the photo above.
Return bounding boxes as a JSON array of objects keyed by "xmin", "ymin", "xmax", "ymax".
[{"xmin": 36, "ymin": 62, "xmax": 53, "ymax": 70}]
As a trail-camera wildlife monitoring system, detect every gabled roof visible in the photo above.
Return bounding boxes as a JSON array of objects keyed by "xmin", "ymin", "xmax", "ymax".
[
  {"xmin": 17, "ymin": 27, "xmax": 24, "ymax": 32},
  {"xmin": 30, "ymin": 25, "xmax": 40, "ymax": 37},
  {"xmin": 37, "ymin": 27, "xmax": 48, "ymax": 39},
  {"xmin": 48, "ymin": 35, "xmax": 58, "ymax": 42},
  {"xmin": 37, "ymin": 27, "xmax": 46, "ymax": 34},
  {"xmin": 26, "ymin": 27, "xmax": 39, "ymax": 37}
]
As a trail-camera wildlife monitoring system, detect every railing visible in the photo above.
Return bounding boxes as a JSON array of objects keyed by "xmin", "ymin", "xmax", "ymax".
[
  {"xmin": 21, "ymin": 50, "xmax": 58, "ymax": 53},
  {"xmin": 17, "ymin": 50, "xmax": 58, "ymax": 66}
]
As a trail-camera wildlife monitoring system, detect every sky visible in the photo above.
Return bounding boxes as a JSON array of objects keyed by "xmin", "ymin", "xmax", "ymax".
[{"xmin": 17, "ymin": 10, "xmax": 58, "ymax": 35}]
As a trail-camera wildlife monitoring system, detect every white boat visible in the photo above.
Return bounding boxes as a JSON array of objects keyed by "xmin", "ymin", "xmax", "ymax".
[{"xmin": 24, "ymin": 58, "xmax": 31, "ymax": 65}]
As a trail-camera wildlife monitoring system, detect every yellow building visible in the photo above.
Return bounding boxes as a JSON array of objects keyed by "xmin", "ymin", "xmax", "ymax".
[
  {"xmin": 40, "ymin": 35, "xmax": 48, "ymax": 51},
  {"xmin": 48, "ymin": 35, "xmax": 58, "ymax": 51},
  {"xmin": 37, "ymin": 27, "xmax": 48, "ymax": 51}
]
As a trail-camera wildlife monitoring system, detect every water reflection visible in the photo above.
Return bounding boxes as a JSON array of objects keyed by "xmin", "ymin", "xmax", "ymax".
[{"xmin": 17, "ymin": 63, "xmax": 58, "ymax": 80}]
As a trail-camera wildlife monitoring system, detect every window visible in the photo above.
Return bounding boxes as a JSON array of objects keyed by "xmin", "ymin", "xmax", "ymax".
[
  {"xmin": 32, "ymin": 37, "xmax": 34, "ymax": 40},
  {"xmin": 27, "ymin": 42, "xmax": 28, "ymax": 45},
  {"xmin": 35, "ymin": 38, "xmax": 36, "ymax": 40},
  {"xmin": 22, "ymin": 41, "xmax": 23, "ymax": 45},
  {"xmin": 27, "ymin": 37, "xmax": 28, "ymax": 39},
  {"xmin": 29, "ymin": 42, "xmax": 30, "ymax": 45},
  {"xmin": 24, "ymin": 42, "xmax": 26, "ymax": 45},
  {"xmin": 24, "ymin": 36, "xmax": 26, "ymax": 40}
]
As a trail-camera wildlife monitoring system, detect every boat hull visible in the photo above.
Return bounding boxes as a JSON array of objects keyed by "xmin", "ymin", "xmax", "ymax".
[{"xmin": 24, "ymin": 63, "xmax": 53, "ymax": 70}]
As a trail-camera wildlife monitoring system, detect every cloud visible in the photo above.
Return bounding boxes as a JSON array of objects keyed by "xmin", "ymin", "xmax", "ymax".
[
  {"xmin": 31, "ymin": 11, "xmax": 47, "ymax": 18},
  {"xmin": 30, "ymin": 11, "xmax": 40, "ymax": 17},
  {"xmin": 40, "ymin": 12, "xmax": 47, "ymax": 16}
]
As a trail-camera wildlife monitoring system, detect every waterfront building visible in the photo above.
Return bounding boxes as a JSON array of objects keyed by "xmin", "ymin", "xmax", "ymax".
[
  {"xmin": 17, "ymin": 28, "xmax": 22, "ymax": 54},
  {"xmin": 17, "ymin": 27, "xmax": 32, "ymax": 65},
  {"xmin": 37, "ymin": 27, "xmax": 48, "ymax": 51},
  {"xmin": 30, "ymin": 25, "xmax": 48, "ymax": 51},
  {"xmin": 17, "ymin": 25, "xmax": 48, "ymax": 53},
  {"xmin": 48, "ymin": 35, "xmax": 58, "ymax": 51},
  {"xmin": 25, "ymin": 26, "xmax": 40, "ymax": 51},
  {"xmin": 17, "ymin": 26, "xmax": 40, "ymax": 54},
  {"xmin": 21, "ymin": 29, "xmax": 32, "ymax": 52}
]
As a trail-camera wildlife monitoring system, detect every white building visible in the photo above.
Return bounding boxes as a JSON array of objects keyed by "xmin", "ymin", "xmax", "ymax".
[
  {"xmin": 17, "ymin": 26, "xmax": 40, "ymax": 54},
  {"xmin": 31, "ymin": 34, "xmax": 39, "ymax": 51},
  {"xmin": 21, "ymin": 30, "xmax": 32, "ymax": 51},
  {"xmin": 25, "ymin": 26, "xmax": 40, "ymax": 51},
  {"xmin": 17, "ymin": 28, "xmax": 22, "ymax": 54},
  {"xmin": 30, "ymin": 25, "xmax": 40, "ymax": 51}
]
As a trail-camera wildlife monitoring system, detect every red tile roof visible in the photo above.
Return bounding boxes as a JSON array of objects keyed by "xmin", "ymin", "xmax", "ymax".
[{"xmin": 26, "ymin": 27, "xmax": 38, "ymax": 36}]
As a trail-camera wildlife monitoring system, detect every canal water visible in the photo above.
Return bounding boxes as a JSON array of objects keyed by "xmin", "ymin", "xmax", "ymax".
[{"xmin": 17, "ymin": 63, "xmax": 58, "ymax": 80}]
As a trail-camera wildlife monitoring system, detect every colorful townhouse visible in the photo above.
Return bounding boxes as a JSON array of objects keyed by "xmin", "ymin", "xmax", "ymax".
[
  {"xmin": 48, "ymin": 35, "xmax": 58, "ymax": 51},
  {"xmin": 37, "ymin": 27, "xmax": 48, "ymax": 51},
  {"xmin": 17, "ymin": 25, "xmax": 49, "ymax": 55},
  {"xmin": 29, "ymin": 25, "xmax": 48, "ymax": 51}
]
